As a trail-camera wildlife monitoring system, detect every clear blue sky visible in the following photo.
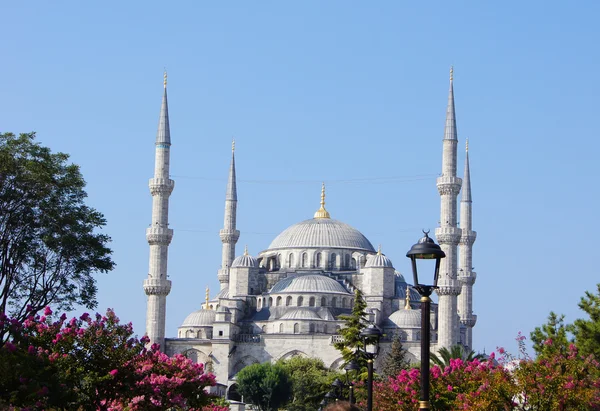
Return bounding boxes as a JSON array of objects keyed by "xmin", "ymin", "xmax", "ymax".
[{"xmin": 2, "ymin": 1, "xmax": 599, "ymax": 355}]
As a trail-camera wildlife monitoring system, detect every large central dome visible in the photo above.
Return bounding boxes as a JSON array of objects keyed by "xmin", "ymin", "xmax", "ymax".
[{"xmin": 268, "ymin": 218, "xmax": 375, "ymax": 251}]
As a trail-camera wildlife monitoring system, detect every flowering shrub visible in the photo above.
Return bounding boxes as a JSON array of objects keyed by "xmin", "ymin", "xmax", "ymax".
[
  {"xmin": 356, "ymin": 335, "xmax": 600, "ymax": 410},
  {"xmin": 0, "ymin": 307, "xmax": 223, "ymax": 410}
]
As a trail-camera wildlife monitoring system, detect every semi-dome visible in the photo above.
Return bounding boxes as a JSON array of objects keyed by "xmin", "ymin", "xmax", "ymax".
[
  {"xmin": 267, "ymin": 218, "xmax": 375, "ymax": 251},
  {"xmin": 395, "ymin": 276, "xmax": 422, "ymax": 301},
  {"xmin": 280, "ymin": 308, "xmax": 322, "ymax": 320},
  {"xmin": 387, "ymin": 309, "xmax": 422, "ymax": 328},
  {"xmin": 270, "ymin": 274, "xmax": 350, "ymax": 294},
  {"xmin": 181, "ymin": 309, "xmax": 216, "ymax": 327}
]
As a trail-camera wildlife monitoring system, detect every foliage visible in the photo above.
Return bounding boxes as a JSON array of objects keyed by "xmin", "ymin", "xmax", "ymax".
[
  {"xmin": 0, "ymin": 132, "xmax": 114, "ymax": 340},
  {"xmin": 0, "ymin": 307, "xmax": 216, "ymax": 410},
  {"xmin": 430, "ymin": 344, "xmax": 483, "ymax": 368},
  {"xmin": 358, "ymin": 335, "xmax": 600, "ymax": 410},
  {"xmin": 236, "ymin": 362, "xmax": 291, "ymax": 411},
  {"xmin": 279, "ymin": 356, "xmax": 341, "ymax": 411},
  {"xmin": 570, "ymin": 283, "xmax": 600, "ymax": 360},
  {"xmin": 333, "ymin": 288, "xmax": 370, "ymax": 369},
  {"xmin": 380, "ymin": 334, "xmax": 411, "ymax": 378},
  {"xmin": 531, "ymin": 311, "xmax": 571, "ymax": 358}
]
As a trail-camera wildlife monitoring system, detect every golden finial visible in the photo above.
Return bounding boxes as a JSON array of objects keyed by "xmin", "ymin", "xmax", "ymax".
[
  {"xmin": 466, "ymin": 138, "xmax": 469, "ymax": 153},
  {"xmin": 244, "ymin": 245, "xmax": 248, "ymax": 256},
  {"xmin": 450, "ymin": 66, "xmax": 453, "ymax": 81},
  {"xmin": 405, "ymin": 287, "xmax": 411, "ymax": 310},
  {"xmin": 205, "ymin": 286, "xmax": 210, "ymax": 310},
  {"xmin": 313, "ymin": 182, "xmax": 331, "ymax": 219},
  {"xmin": 377, "ymin": 244, "xmax": 382, "ymax": 255},
  {"xmin": 163, "ymin": 70, "xmax": 167, "ymax": 88},
  {"xmin": 232, "ymin": 138, "xmax": 235, "ymax": 153}
]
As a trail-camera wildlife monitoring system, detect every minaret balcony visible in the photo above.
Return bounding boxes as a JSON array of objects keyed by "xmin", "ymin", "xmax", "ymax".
[
  {"xmin": 436, "ymin": 176, "xmax": 462, "ymax": 195},
  {"xmin": 458, "ymin": 271, "xmax": 477, "ymax": 285},
  {"xmin": 149, "ymin": 178, "xmax": 175, "ymax": 195},
  {"xmin": 459, "ymin": 230, "xmax": 477, "ymax": 245},
  {"xmin": 146, "ymin": 226, "xmax": 174, "ymax": 245},
  {"xmin": 219, "ymin": 229, "xmax": 240, "ymax": 243},
  {"xmin": 460, "ymin": 315, "xmax": 477, "ymax": 327},
  {"xmin": 143, "ymin": 278, "xmax": 172, "ymax": 296},
  {"xmin": 435, "ymin": 227, "xmax": 461, "ymax": 245}
]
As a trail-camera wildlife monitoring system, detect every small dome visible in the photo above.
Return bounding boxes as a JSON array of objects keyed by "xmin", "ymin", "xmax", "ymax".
[
  {"xmin": 270, "ymin": 274, "xmax": 350, "ymax": 294},
  {"xmin": 181, "ymin": 309, "xmax": 216, "ymax": 327},
  {"xmin": 395, "ymin": 270, "xmax": 406, "ymax": 283},
  {"xmin": 214, "ymin": 288, "xmax": 230, "ymax": 299},
  {"xmin": 387, "ymin": 309, "xmax": 422, "ymax": 328},
  {"xmin": 280, "ymin": 308, "xmax": 322, "ymax": 320},
  {"xmin": 232, "ymin": 254, "xmax": 258, "ymax": 268},
  {"xmin": 365, "ymin": 252, "xmax": 394, "ymax": 268},
  {"xmin": 267, "ymin": 218, "xmax": 375, "ymax": 251}
]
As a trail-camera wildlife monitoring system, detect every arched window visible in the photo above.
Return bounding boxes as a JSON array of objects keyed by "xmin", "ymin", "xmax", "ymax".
[
  {"xmin": 186, "ymin": 329, "xmax": 195, "ymax": 338},
  {"xmin": 268, "ymin": 297, "xmax": 273, "ymax": 307},
  {"xmin": 351, "ymin": 258, "xmax": 356, "ymax": 269},
  {"xmin": 330, "ymin": 253, "xmax": 336, "ymax": 268},
  {"xmin": 276, "ymin": 296, "xmax": 282, "ymax": 306},
  {"xmin": 316, "ymin": 252, "xmax": 322, "ymax": 268},
  {"xmin": 324, "ymin": 324, "xmax": 328, "ymax": 334},
  {"xmin": 309, "ymin": 323, "xmax": 315, "ymax": 333},
  {"xmin": 288, "ymin": 253, "xmax": 294, "ymax": 268},
  {"xmin": 286, "ymin": 296, "xmax": 292, "ymax": 306},
  {"xmin": 331, "ymin": 297, "xmax": 337, "ymax": 308},
  {"xmin": 342, "ymin": 298, "xmax": 347, "ymax": 308},
  {"xmin": 197, "ymin": 330, "xmax": 202, "ymax": 338},
  {"xmin": 321, "ymin": 297, "xmax": 327, "ymax": 307},
  {"xmin": 279, "ymin": 323, "xmax": 284, "ymax": 333},
  {"xmin": 345, "ymin": 254, "xmax": 350, "ymax": 268},
  {"xmin": 297, "ymin": 296, "xmax": 304, "ymax": 306},
  {"xmin": 294, "ymin": 323, "xmax": 299, "ymax": 334},
  {"xmin": 258, "ymin": 299, "xmax": 262, "ymax": 309},
  {"xmin": 301, "ymin": 252, "xmax": 308, "ymax": 268},
  {"xmin": 261, "ymin": 325, "xmax": 266, "ymax": 333},
  {"xmin": 309, "ymin": 297, "xmax": 315, "ymax": 307}
]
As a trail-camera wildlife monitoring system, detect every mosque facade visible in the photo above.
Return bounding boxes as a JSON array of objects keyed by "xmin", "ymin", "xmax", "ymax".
[{"xmin": 143, "ymin": 70, "xmax": 477, "ymax": 396}]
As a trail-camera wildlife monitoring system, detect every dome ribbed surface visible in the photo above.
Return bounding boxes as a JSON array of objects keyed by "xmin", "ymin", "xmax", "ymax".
[
  {"xmin": 270, "ymin": 274, "xmax": 350, "ymax": 294},
  {"xmin": 387, "ymin": 309, "xmax": 422, "ymax": 328},
  {"xmin": 181, "ymin": 309, "xmax": 216, "ymax": 327},
  {"xmin": 232, "ymin": 254, "xmax": 258, "ymax": 268},
  {"xmin": 267, "ymin": 218, "xmax": 375, "ymax": 251},
  {"xmin": 280, "ymin": 308, "xmax": 322, "ymax": 320},
  {"xmin": 365, "ymin": 253, "xmax": 394, "ymax": 268}
]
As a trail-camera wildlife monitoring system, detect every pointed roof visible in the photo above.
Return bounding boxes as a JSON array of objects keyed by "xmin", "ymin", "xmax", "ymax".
[
  {"xmin": 444, "ymin": 66, "xmax": 457, "ymax": 141},
  {"xmin": 461, "ymin": 139, "xmax": 472, "ymax": 202},
  {"xmin": 156, "ymin": 71, "xmax": 171, "ymax": 145},
  {"xmin": 226, "ymin": 139, "xmax": 237, "ymax": 201}
]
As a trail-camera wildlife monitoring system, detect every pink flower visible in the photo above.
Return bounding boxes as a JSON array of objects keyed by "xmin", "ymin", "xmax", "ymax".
[
  {"xmin": 447, "ymin": 385, "xmax": 453, "ymax": 391},
  {"xmin": 109, "ymin": 369, "xmax": 118, "ymax": 376},
  {"xmin": 4, "ymin": 342, "xmax": 16, "ymax": 352},
  {"xmin": 43, "ymin": 306, "xmax": 52, "ymax": 316}
]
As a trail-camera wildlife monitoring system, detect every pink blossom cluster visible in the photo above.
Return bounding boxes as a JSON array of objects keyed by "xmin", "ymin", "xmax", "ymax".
[{"xmin": 0, "ymin": 307, "xmax": 227, "ymax": 411}]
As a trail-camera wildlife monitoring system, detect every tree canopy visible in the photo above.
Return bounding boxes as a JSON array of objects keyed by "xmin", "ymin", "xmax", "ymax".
[
  {"xmin": 0, "ymin": 132, "xmax": 114, "ymax": 340},
  {"xmin": 381, "ymin": 334, "xmax": 411, "ymax": 378},
  {"xmin": 570, "ymin": 283, "xmax": 600, "ymax": 360},
  {"xmin": 334, "ymin": 289, "xmax": 370, "ymax": 369},
  {"xmin": 236, "ymin": 362, "xmax": 291, "ymax": 411},
  {"xmin": 530, "ymin": 311, "xmax": 570, "ymax": 358},
  {"xmin": 430, "ymin": 345, "xmax": 483, "ymax": 368}
]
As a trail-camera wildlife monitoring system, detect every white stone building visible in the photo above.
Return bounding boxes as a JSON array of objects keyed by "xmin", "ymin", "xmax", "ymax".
[{"xmin": 143, "ymin": 69, "xmax": 476, "ymax": 399}]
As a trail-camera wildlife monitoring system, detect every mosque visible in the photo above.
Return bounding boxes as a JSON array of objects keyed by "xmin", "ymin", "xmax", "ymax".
[{"xmin": 142, "ymin": 69, "xmax": 477, "ymax": 396}]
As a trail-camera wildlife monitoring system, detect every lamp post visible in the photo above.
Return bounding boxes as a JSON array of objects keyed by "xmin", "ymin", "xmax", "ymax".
[
  {"xmin": 360, "ymin": 324, "xmax": 382, "ymax": 411},
  {"xmin": 318, "ymin": 399, "xmax": 328, "ymax": 411},
  {"xmin": 344, "ymin": 359, "xmax": 360, "ymax": 404},
  {"xmin": 406, "ymin": 231, "xmax": 446, "ymax": 411}
]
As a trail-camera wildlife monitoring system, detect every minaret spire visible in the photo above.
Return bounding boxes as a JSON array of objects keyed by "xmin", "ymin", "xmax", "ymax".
[
  {"xmin": 458, "ymin": 139, "xmax": 477, "ymax": 348},
  {"xmin": 435, "ymin": 67, "xmax": 463, "ymax": 349},
  {"xmin": 143, "ymin": 73, "xmax": 175, "ymax": 350},
  {"xmin": 314, "ymin": 182, "xmax": 331, "ymax": 219},
  {"xmin": 218, "ymin": 141, "xmax": 240, "ymax": 290}
]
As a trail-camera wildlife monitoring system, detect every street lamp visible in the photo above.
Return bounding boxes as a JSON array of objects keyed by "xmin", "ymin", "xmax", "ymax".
[
  {"xmin": 318, "ymin": 399, "xmax": 328, "ymax": 411},
  {"xmin": 331, "ymin": 378, "xmax": 344, "ymax": 400},
  {"xmin": 406, "ymin": 230, "xmax": 446, "ymax": 411},
  {"xmin": 359, "ymin": 324, "xmax": 382, "ymax": 411},
  {"xmin": 344, "ymin": 359, "xmax": 360, "ymax": 404}
]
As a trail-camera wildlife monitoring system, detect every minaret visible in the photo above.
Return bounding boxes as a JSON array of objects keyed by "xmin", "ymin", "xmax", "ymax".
[
  {"xmin": 458, "ymin": 139, "xmax": 477, "ymax": 349},
  {"xmin": 143, "ymin": 72, "xmax": 174, "ymax": 349},
  {"xmin": 218, "ymin": 140, "xmax": 240, "ymax": 290},
  {"xmin": 435, "ymin": 67, "xmax": 463, "ymax": 349}
]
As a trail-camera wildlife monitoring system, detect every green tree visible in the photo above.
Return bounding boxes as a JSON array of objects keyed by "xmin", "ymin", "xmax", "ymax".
[
  {"xmin": 530, "ymin": 311, "xmax": 571, "ymax": 358},
  {"xmin": 279, "ymin": 356, "xmax": 341, "ymax": 411},
  {"xmin": 430, "ymin": 345, "xmax": 483, "ymax": 368},
  {"xmin": 0, "ymin": 132, "xmax": 114, "ymax": 340},
  {"xmin": 236, "ymin": 362, "xmax": 291, "ymax": 411},
  {"xmin": 381, "ymin": 334, "xmax": 411, "ymax": 378},
  {"xmin": 570, "ymin": 283, "xmax": 600, "ymax": 359},
  {"xmin": 334, "ymin": 289, "xmax": 370, "ymax": 368}
]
